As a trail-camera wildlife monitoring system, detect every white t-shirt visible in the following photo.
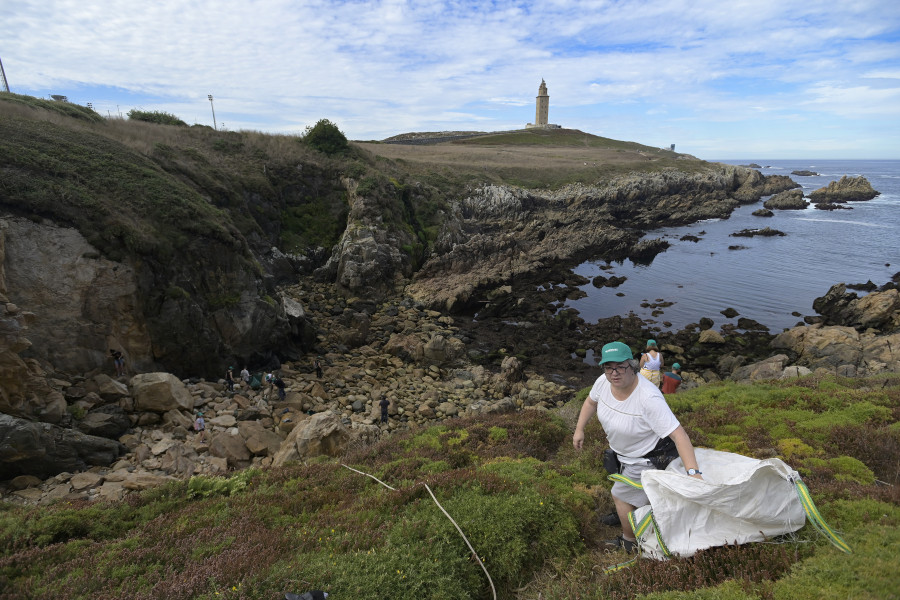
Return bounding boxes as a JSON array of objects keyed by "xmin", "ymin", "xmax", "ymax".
[{"xmin": 588, "ymin": 373, "xmax": 680, "ymax": 464}]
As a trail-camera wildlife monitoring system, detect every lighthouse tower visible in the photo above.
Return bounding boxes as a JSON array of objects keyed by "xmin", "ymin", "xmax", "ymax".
[
  {"xmin": 526, "ymin": 79, "xmax": 559, "ymax": 129},
  {"xmin": 534, "ymin": 79, "xmax": 549, "ymax": 126}
]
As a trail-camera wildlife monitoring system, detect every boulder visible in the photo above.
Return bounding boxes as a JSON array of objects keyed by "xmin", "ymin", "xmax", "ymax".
[
  {"xmin": 771, "ymin": 325, "xmax": 862, "ymax": 369},
  {"xmin": 271, "ymin": 412, "xmax": 351, "ymax": 466},
  {"xmin": 730, "ymin": 355, "xmax": 790, "ymax": 382},
  {"xmin": 781, "ymin": 366, "xmax": 812, "ymax": 378},
  {"xmin": 0, "ymin": 413, "xmax": 124, "ymax": 479},
  {"xmin": 75, "ymin": 405, "xmax": 131, "ymax": 439},
  {"xmin": 850, "ymin": 289, "xmax": 900, "ymax": 330},
  {"xmin": 208, "ymin": 414, "xmax": 237, "ymax": 428},
  {"xmin": 70, "ymin": 472, "xmax": 103, "ymax": 490},
  {"xmin": 130, "ymin": 372, "xmax": 194, "ymax": 413},
  {"xmin": 698, "ymin": 330, "xmax": 725, "ymax": 344},
  {"xmin": 383, "ymin": 333, "xmax": 425, "ymax": 362},
  {"xmin": 500, "ymin": 356, "xmax": 525, "ymax": 383},
  {"xmin": 38, "ymin": 391, "xmax": 68, "ymax": 424},
  {"xmin": 209, "ymin": 430, "xmax": 252, "ymax": 468},
  {"xmin": 158, "ymin": 444, "xmax": 198, "ymax": 478},
  {"xmin": 86, "ymin": 374, "xmax": 130, "ymax": 403},
  {"xmin": 238, "ymin": 421, "xmax": 284, "ymax": 456},
  {"xmin": 120, "ymin": 472, "xmax": 178, "ymax": 491},
  {"xmin": 9, "ymin": 474, "xmax": 41, "ymax": 490},
  {"xmin": 423, "ymin": 334, "xmax": 465, "ymax": 364}
]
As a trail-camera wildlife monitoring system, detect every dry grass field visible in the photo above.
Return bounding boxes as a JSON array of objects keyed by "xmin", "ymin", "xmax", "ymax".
[{"xmin": 356, "ymin": 128, "xmax": 707, "ymax": 189}]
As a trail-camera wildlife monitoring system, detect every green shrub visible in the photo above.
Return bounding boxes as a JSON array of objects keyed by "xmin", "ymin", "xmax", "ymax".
[
  {"xmin": 488, "ymin": 426, "xmax": 509, "ymax": 443},
  {"xmin": 126, "ymin": 109, "xmax": 187, "ymax": 126},
  {"xmin": 187, "ymin": 470, "xmax": 259, "ymax": 499},
  {"xmin": 303, "ymin": 118, "xmax": 348, "ymax": 155}
]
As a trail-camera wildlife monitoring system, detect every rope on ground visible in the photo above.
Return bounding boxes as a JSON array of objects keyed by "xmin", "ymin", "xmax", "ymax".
[
  {"xmin": 341, "ymin": 463, "xmax": 396, "ymax": 491},
  {"xmin": 341, "ymin": 464, "xmax": 497, "ymax": 600},
  {"xmin": 422, "ymin": 482, "xmax": 497, "ymax": 600}
]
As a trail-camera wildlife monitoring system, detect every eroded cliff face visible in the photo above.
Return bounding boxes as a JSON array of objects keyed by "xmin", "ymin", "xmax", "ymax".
[
  {"xmin": 0, "ymin": 217, "xmax": 314, "ymax": 379},
  {"xmin": 1, "ymin": 217, "xmax": 154, "ymax": 374}
]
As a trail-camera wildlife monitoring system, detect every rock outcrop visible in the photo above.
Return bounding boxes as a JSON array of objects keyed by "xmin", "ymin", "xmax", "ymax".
[
  {"xmin": 731, "ymin": 285, "xmax": 900, "ymax": 382},
  {"xmin": 404, "ymin": 165, "xmax": 795, "ymax": 311},
  {"xmin": 763, "ymin": 189, "xmax": 808, "ymax": 210},
  {"xmin": 808, "ymin": 176, "xmax": 879, "ymax": 203},
  {"xmin": 812, "ymin": 284, "xmax": 900, "ymax": 330}
]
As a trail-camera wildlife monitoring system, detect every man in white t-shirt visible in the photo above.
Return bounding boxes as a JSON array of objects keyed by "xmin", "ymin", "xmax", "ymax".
[{"xmin": 573, "ymin": 341, "xmax": 703, "ymax": 552}]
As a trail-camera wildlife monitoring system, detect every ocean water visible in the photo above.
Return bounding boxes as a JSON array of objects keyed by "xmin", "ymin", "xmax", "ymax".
[{"xmin": 564, "ymin": 159, "xmax": 900, "ymax": 332}]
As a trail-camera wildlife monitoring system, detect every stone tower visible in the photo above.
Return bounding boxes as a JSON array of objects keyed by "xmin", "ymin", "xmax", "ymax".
[
  {"xmin": 526, "ymin": 79, "xmax": 558, "ymax": 129},
  {"xmin": 534, "ymin": 79, "xmax": 549, "ymax": 126}
]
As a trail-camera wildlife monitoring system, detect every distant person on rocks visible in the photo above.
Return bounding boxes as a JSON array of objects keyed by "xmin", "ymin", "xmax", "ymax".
[
  {"xmin": 314, "ymin": 358, "xmax": 323, "ymax": 379},
  {"xmin": 264, "ymin": 372, "xmax": 275, "ymax": 399},
  {"xmin": 274, "ymin": 376, "xmax": 286, "ymax": 401},
  {"xmin": 109, "ymin": 349, "xmax": 125, "ymax": 377},
  {"xmin": 639, "ymin": 339, "xmax": 664, "ymax": 387},
  {"xmin": 193, "ymin": 411, "xmax": 206, "ymax": 442},
  {"xmin": 573, "ymin": 341, "xmax": 702, "ymax": 553},
  {"xmin": 240, "ymin": 366, "xmax": 250, "ymax": 388},
  {"xmin": 379, "ymin": 397, "xmax": 390, "ymax": 424},
  {"xmin": 225, "ymin": 367, "xmax": 236, "ymax": 392},
  {"xmin": 661, "ymin": 363, "xmax": 683, "ymax": 394}
]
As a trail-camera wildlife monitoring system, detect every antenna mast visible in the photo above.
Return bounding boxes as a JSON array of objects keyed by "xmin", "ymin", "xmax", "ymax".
[{"xmin": 0, "ymin": 56, "xmax": 9, "ymax": 93}]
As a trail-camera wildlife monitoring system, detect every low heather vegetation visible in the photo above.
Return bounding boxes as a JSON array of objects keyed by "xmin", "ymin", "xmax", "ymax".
[{"xmin": 1, "ymin": 374, "xmax": 897, "ymax": 599}]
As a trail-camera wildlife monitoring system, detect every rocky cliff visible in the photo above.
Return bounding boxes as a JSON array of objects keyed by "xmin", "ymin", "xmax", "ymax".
[
  {"xmin": 0, "ymin": 98, "xmax": 334, "ymax": 378},
  {"xmin": 403, "ymin": 165, "xmax": 794, "ymax": 311}
]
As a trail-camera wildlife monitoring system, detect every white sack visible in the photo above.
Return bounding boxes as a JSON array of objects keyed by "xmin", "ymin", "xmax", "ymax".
[{"xmin": 632, "ymin": 448, "xmax": 807, "ymax": 559}]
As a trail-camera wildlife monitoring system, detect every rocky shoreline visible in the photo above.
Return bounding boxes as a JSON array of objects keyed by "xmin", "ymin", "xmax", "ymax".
[
  {"xmin": 1, "ymin": 127, "xmax": 895, "ymax": 507},
  {"xmin": 3, "ymin": 272, "xmax": 899, "ymax": 506}
]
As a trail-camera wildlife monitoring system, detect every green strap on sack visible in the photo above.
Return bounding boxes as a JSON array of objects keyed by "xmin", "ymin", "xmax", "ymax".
[
  {"xmin": 794, "ymin": 479, "xmax": 852, "ymax": 553},
  {"xmin": 608, "ymin": 473, "xmax": 643, "ymax": 489}
]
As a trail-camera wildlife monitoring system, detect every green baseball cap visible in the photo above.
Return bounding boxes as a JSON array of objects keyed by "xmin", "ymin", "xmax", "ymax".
[
  {"xmin": 599, "ymin": 341, "xmax": 633, "ymax": 364},
  {"xmin": 672, "ymin": 363, "xmax": 681, "ymax": 370},
  {"xmin": 646, "ymin": 339, "xmax": 657, "ymax": 347}
]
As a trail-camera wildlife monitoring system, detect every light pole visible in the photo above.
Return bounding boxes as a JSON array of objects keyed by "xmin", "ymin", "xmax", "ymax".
[{"xmin": 208, "ymin": 94, "xmax": 217, "ymax": 130}]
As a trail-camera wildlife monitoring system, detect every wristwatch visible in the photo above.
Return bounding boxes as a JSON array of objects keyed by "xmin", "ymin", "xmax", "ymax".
[{"xmin": 686, "ymin": 468, "xmax": 702, "ymax": 476}]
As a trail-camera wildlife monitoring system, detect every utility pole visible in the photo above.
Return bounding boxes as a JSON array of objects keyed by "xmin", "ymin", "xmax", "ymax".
[
  {"xmin": 0, "ymin": 56, "xmax": 10, "ymax": 93},
  {"xmin": 208, "ymin": 94, "xmax": 217, "ymax": 130}
]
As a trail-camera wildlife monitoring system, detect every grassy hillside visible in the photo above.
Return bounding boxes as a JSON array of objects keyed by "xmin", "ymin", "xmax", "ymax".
[
  {"xmin": 359, "ymin": 128, "xmax": 708, "ymax": 191},
  {"xmin": 0, "ymin": 94, "xmax": 714, "ymax": 260},
  {"xmin": 0, "ymin": 93, "xmax": 359, "ymax": 259},
  {"xmin": 1, "ymin": 373, "xmax": 897, "ymax": 599}
]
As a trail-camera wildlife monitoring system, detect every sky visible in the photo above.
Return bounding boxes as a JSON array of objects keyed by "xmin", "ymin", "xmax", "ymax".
[{"xmin": 2, "ymin": 0, "xmax": 900, "ymax": 159}]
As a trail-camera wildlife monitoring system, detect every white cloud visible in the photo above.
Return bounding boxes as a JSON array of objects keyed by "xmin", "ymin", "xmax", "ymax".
[{"xmin": 1, "ymin": 0, "xmax": 899, "ymax": 155}]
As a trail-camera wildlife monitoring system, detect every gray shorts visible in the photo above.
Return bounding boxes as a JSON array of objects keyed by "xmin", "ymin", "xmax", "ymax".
[{"xmin": 611, "ymin": 461, "xmax": 654, "ymax": 508}]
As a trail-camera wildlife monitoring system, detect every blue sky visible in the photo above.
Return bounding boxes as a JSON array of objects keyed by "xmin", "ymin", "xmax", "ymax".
[{"xmin": 3, "ymin": 0, "xmax": 900, "ymax": 159}]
